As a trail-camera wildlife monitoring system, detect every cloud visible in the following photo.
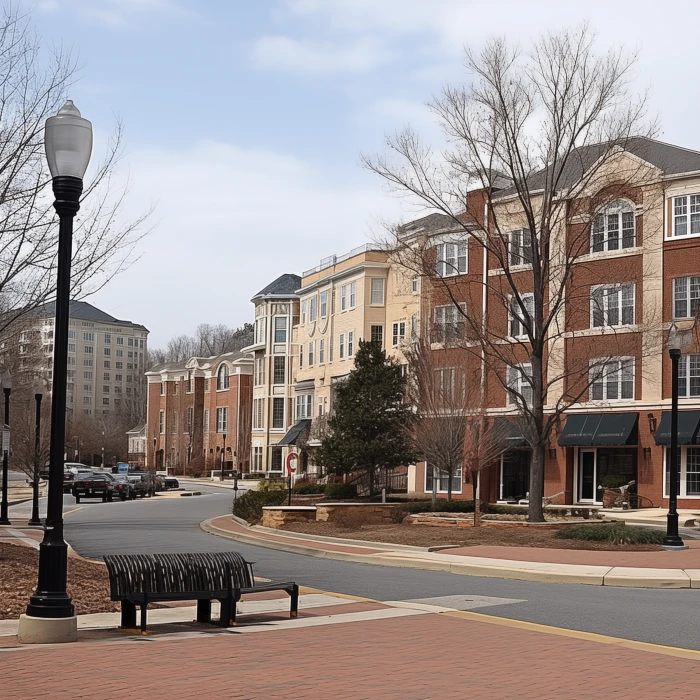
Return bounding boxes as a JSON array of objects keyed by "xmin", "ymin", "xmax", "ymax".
[
  {"xmin": 70, "ymin": 0, "xmax": 189, "ymax": 28},
  {"xmin": 36, "ymin": 0, "xmax": 59, "ymax": 13},
  {"xmin": 251, "ymin": 35, "xmax": 395, "ymax": 74},
  {"xmin": 89, "ymin": 140, "xmax": 409, "ymax": 346}
]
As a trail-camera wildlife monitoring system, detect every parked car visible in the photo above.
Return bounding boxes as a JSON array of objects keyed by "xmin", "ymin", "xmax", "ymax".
[
  {"xmin": 164, "ymin": 477, "xmax": 179, "ymax": 490},
  {"xmin": 72, "ymin": 472, "xmax": 115, "ymax": 503},
  {"xmin": 109, "ymin": 473, "xmax": 134, "ymax": 501},
  {"xmin": 55, "ymin": 463, "xmax": 93, "ymax": 493},
  {"xmin": 128, "ymin": 471, "xmax": 157, "ymax": 498}
]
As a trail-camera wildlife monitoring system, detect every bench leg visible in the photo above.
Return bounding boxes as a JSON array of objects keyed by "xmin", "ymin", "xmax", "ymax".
[
  {"xmin": 290, "ymin": 584, "xmax": 299, "ymax": 619},
  {"xmin": 140, "ymin": 603, "xmax": 147, "ymax": 633},
  {"xmin": 219, "ymin": 597, "xmax": 234, "ymax": 627},
  {"xmin": 121, "ymin": 600, "xmax": 137, "ymax": 629},
  {"xmin": 196, "ymin": 599, "xmax": 212, "ymax": 624}
]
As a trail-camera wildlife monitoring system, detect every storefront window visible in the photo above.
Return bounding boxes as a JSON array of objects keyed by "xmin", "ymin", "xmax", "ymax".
[
  {"xmin": 665, "ymin": 447, "xmax": 700, "ymax": 497},
  {"xmin": 425, "ymin": 465, "xmax": 462, "ymax": 494}
]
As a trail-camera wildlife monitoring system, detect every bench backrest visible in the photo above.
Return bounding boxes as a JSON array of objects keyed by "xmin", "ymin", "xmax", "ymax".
[{"xmin": 103, "ymin": 552, "xmax": 254, "ymax": 598}]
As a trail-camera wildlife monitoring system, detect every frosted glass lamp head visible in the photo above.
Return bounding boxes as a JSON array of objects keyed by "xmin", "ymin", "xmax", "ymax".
[
  {"xmin": 1, "ymin": 371, "xmax": 11, "ymax": 391},
  {"xmin": 44, "ymin": 100, "xmax": 93, "ymax": 179},
  {"xmin": 668, "ymin": 322, "xmax": 682, "ymax": 351}
]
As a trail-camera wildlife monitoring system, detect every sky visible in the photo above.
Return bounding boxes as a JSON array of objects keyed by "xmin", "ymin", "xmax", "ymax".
[{"xmin": 29, "ymin": 0, "xmax": 700, "ymax": 348}]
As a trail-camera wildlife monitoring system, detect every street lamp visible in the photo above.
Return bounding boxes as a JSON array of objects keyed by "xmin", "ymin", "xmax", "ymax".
[
  {"xmin": 0, "ymin": 371, "xmax": 12, "ymax": 526},
  {"xmin": 20, "ymin": 100, "xmax": 92, "ymax": 643},
  {"xmin": 28, "ymin": 381, "xmax": 44, "ymax": 527},
  {"xmin": 663, "ymin": 322, "xmax": 688, "ymax": 550},
  {"xmin": 221, "ymin": 433, "xmax": 227, "ymax": 482}
]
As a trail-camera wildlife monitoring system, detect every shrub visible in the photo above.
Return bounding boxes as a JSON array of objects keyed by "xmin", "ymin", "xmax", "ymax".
[
  {"xmin": 257, "ymin": 479, "xmax": 287, "ymax": 493},
  {"xmin": 481, "ymin": 503, "xmax": 527, "ymax": 515},
  {"xmin": 294, "ymin": 482, "xmax": 326, "ymax": 495},
  {"xmin": 324, "ymin": 482, "xmax": 357, "ymax": 500},
  {"xmin": 232, "ymin": 489, "xmax": 286, "ymax": 522},
  {"xmin": 555, "ymin": 522, "xmax": 664, "ymax": 545},
  {"xmin": 602, "ymin": 474, "xmax": 627, "ymax": 489},
  {"xmin": 398, "ymin": 500, "xmax": 475, "ymax": 514}
]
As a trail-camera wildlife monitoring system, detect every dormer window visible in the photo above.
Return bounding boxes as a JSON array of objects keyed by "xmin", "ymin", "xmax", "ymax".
[{"xmin": 591, "ymin": 200, "xmax": 635, "ymax": 252}]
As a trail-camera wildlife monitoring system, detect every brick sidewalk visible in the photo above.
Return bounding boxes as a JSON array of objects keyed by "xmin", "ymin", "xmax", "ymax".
[{"xmin": 3, "ymin": 609, "xmax": 699, "ymax": 699}]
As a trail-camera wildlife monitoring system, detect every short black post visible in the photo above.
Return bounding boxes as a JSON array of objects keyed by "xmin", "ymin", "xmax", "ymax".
[
  {"xmin": 0, "ymin": 378, "xmax": 11, "ymax": 526},
  {"xmin": 288, "ymin": 471, "xmax": 292, "ymax": 506},
  {"xmin": 663, "ymin": 346, "xmax": 686, "ymax": 549},
  {"xmin": 28, "ymin": 391, "xmax": 43, "ymax": 526}
]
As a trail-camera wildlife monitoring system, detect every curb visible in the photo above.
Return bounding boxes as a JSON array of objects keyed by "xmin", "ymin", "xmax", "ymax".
[{"xmin": 200, "ymin": 517, "xmax": 699, "ymax": 589}]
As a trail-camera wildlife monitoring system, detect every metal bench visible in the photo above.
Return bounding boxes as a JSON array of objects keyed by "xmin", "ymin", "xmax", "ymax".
[{"xmin": 103, "ymin": 552, "xmax": 299, "ymax": 632}]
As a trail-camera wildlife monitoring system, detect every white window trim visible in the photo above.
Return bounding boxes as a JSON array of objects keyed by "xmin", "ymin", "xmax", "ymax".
[
  {"xmin": 424, "ymin": 464, "xmax": 463, "ymax": 494},
  {"xmin": 508, "ymin": 293, "xmax": 534, "ymax": 339},
  {"xmin": 392, "ymin": 321, "xmax": 406, "ymax": 347},
  {"xmin": 507, "ymin": 363, "xmax": 533, "ymax": 407},
  {"xmin": 589, "ymin": 357, "xmax": 635, "ymax": 402},
  {"xmin": 216, "ymin": 407, "xmax": 228, "ymax": 433},
  {"xmin": 339, "ymin": 333, "xmax": 345, "ymax": 360},
  {"xmin": 673, "ymin": 276, "xmax": 700, "ymax": 320},
  {"xmin": 507, "ymin": 229, "xmax": 533, "ymax": 268},
  {"xmin": 435, "ymin": 242, "xmax": 467, "ymax": 278},
  {"xmin": 663, "ymin": 446, "xmax": 700, "ymax": 499},
  {"xmin": 320, "ymin": 291, "xmax": 328, "ymax": 319},
  {"xmin": 679, "ymin": 353, "xmax": 700, "ymax": 398},
  {"xmin": 669, "ymin": 193, "xmax": 700, "ymax": 239},
  {"xmin": 590, "ymin": 284, "xmax": 635, "ymax": 329},
  {"xmin": 347, "ymin": 330, "xmax": 355, "ymax": 357},
  {"xmin": 349, "ymin": 281, "xmax": 357, "ymax": 309},
  {"xmin": 319, "ymin": 338, "xmax": 325, "ymax": 364},
  {"xmin": 340, "ymin": 285, "xmax": 347, "ymax": 311},
  {"xmin": 370, "ymin": 278, "xmax": 385, "ymax": 306},
  {"xmin": 591, "ymin": 200, "xmax": 637, "ymax": 252}
]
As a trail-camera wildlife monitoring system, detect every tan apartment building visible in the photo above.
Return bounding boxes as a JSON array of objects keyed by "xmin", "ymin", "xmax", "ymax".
[
  {"xmin": 286, "ymin": 244, "xmax": 421, "ymax": 473},
  {"xmin": 242, "ymin": 274, "xmax": 301, "ymax": 476}
]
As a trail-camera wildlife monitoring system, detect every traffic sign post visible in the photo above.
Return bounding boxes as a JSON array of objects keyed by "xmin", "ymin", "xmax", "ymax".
[{"xmin": 286, "ymin": 453, "xmax": 298, "ymax": 506}]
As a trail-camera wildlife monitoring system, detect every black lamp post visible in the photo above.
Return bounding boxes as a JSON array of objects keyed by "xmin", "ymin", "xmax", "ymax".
[
  {"xmin": 0, "ymin": 371, "xmax": 12, "ymax": 526},
  {"xmin": 221, "ymin": 432, "xmax": 227, "ymax": 481},
  {"xmin": 23, "ymin": 100, "xmax": 93, "ymax": 630},
  {"xmin": 663, "ymin": 322, "xmax": 687, "ymax": 550},
  {"xmin": 28, "ymin": 384, "xmax": 43, "ymax": 527}
]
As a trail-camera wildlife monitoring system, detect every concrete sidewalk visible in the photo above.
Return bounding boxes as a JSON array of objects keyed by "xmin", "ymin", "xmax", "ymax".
[{"xmin": 202, "ymin": 515, "xmax": 700, "ymax": 589}]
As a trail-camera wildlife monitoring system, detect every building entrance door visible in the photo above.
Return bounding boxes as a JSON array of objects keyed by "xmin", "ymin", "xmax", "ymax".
[{"xmin": 579, "ymin": 450, "xmax": 596, "ymax": 502}]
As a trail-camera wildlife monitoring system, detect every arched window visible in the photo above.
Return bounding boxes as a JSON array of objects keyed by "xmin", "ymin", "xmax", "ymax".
[
  {"xmin": 591, "ymin": 200, "xmax": 635, "ymax": 253},
  {"xmin": 217, "ymin": 364, "xmax": 230, "ymax": 390}
]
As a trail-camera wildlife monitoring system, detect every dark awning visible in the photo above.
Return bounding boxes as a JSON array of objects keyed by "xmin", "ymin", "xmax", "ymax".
[
  {"xmin": 277, "ymin": 419, "xmax": 312, "ymax": 446},
  {"xmin": 654, "ymin": 411, "xmax": 700, "ymax": 446},
  {"xmin": 493, "ymin": 417, "xmax": 529, "ymax": 448},
  {"xmin": 558, "ymin": 413, "xmax": 638, "ymax": 447}
]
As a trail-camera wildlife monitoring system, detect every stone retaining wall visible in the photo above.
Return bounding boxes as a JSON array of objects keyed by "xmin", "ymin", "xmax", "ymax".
[
  {"xmin": 315, "ymin": 503, "xmax": 398, "ymax": 526},
  {"xmin": 261, "ymin": 506, "xmax": 316, "ymax": 529}
]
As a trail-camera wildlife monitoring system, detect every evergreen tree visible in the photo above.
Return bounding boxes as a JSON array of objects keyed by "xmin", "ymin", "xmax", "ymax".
[{"xmin": 317, "ymin": 341, "xmax": 415, "ymax": 495}]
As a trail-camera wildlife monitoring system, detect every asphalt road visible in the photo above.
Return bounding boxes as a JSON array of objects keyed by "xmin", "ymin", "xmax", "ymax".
[{"xmin": 9, "ymin": 483, "xmax": 700, "ymax": 650}]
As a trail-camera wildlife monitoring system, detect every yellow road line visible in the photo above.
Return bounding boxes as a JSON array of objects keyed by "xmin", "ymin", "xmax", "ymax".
[
  {"xmin": 63, "ymin": 507, "xmax": 83, "ymax": 517},
  {"xmin": 304, "ymin": 585, "xmax": 700, "ymax": 661}
]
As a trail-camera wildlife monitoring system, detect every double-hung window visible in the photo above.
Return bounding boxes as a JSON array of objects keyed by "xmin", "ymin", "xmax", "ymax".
[
  {"xmin": 433, "ymin": 303, "xmax": 466, "ymax": 343},
  {"xmin": 319, "ymin": 338, "xmax": 325, "ymax": 364},
  {"xmin": 216, "ymin": 407, "xmax": 228, "ymax": 433},
  {"xmin": 252, "ymin": 400, "xmax": 263, "ymax": 430},
  {"xmin": 672, "ymin": 194, "xmax": 700, "ymax": 237},
  {"xmin": 435, "ymin": 242, "xmax": 467, "ymax": 277},
  {"xmin": 320, "ymin": 291, "xmax": 328, "ymax": 318},
  {"xmin": 274, "ymin": 317, "xmax": 287, "ymax": 343},
  {"xmin": 679, "ymin": 354, "xmax": 700, "ymax": 398},
  {"xmin": 159, "ymin": 411, "xmax": 165, "ymax": 434},
  {"xmin": 273, "ymin": 356, "xmax": 285, "ymax": 384},
  {"xmin": 370, "ymin": 278, "xmax": 385, "ymax": 305},
  {"xmin": 301, "ymin": 301, "xmax": 307, "ymax": 324},
  {"xmin": 508, "ymin": 230, "xmax": 533, "ymax": 267},
  {"xmin": 673, "ymin": 276, "xmax": 700, "ymax": 319},
  {"xmin": 392, "ymin": 321, "xmax": 406, "ymax": 346},
  {"xmin": 371, "ymin": 325, "xmax": 383, "ymax": 348},
  {"xmin": 254, "ymin": 356, "xmax": 265, "ymax": 385},
  {"xmin": 339, "ymin": 334, "xmax": 345, "ymax": 359},
  {"xmin": 665, "ymin": 448, "xmax": 700, "ymax": 497},
  {"xmin": 592, "ymin": 200, "xmax": 635, "ymax": 251},
  {"xmin": 589, "ymin": 358, "xmax": 634, "ymax": 401},
  {"xmin": 295, "ymin": 394, "xmax": 313, "ymax": 419},
  {"xmin": 425, "ymin": 465, "xmax": 462, "ymax": 494},
  {"xmin": 340, "ymin": 286, "xmax": 347, "ymax": 311},
  {"xmin": 507, "ymin": 364, "xmax": 533, "ymax": 407},
  {"xmin": 252, "ymin": 446, "xmax": 263, "ymax": 471},
  {"xmin": 347, "ymin": 331, "xmax": 355, "ymax": 357},
  {"xmin": 349, "ymin": 282, "xmax": 356, "ymax": 309},
  {"xmin": 308, "ymin": 340, "xmax": 314, "ymax": 366},
  {"xmin": 272, "ymin": 398, "xmax": 284, "ymax": 429},
  {"xmin": 299, "ymin": 343, "xmax": 303, "ymax": 369},
  {"xmin": 310, "ymin": 297, "xmax": 317, "ymax": 322},
  {"xmin": 591, "ymin": 284, "xmax": 635, "ymax": 328},
  {"xmin": 509, "ymin": 294, "xmax": 534, "ymax": 338}
]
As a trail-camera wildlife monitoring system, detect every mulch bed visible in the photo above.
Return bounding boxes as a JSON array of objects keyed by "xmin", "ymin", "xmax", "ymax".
[
  {"xmin": 0, "ymin": 542, "xmax": 119, "ymax": 620},
  {"xmin": 280, "ymin": 522, "xmax": 662, "ymax": 551}
]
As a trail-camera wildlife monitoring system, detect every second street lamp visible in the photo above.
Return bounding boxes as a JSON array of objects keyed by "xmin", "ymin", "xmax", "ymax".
[
  {"xmin": 19, "ymin": 100, "xmax": 93, "ymax": 644},
  {"xmin": 28, "ymin": 383, "xmax": 44, "ymax": 527},
  {"xmin": 663, "ymin": 322, "xmax": 688, "ymax": 550},
  {"xmin": 0, "ymin": 371, "xmax": 12, "ymax": 526}
]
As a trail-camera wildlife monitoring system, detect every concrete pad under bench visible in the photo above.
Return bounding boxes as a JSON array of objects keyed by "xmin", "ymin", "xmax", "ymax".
[{"xmin": 604, "ymin": 567, "xmax": 691, "ymax": 588}]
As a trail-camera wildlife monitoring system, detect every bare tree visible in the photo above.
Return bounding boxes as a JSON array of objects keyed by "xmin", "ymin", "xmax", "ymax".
[
  {"xmin": 365, "ymin": 25, "xmax": 660, "ymax": 521},
  {"xmin": 0, "ymin": 4, "xmax": 149, "ymax": 341}
]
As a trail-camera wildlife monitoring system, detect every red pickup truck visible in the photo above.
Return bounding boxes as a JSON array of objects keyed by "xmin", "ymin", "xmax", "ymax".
[{"xmin": 72, "ymin": 472, "xmax": 115, "ymax": 503}]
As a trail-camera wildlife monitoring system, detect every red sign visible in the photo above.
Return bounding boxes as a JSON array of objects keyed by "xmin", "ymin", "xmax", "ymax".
[{"xmin": 286, "ymin": 452, "xmax": 298, "ymax": 475}]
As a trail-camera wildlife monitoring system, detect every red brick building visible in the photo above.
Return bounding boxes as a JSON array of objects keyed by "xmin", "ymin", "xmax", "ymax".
[
  {"xmin": 145, "ymin": 351, "xmax": 253, "ymax": 476},
  {"xmin": 408, "ymin": 138, "xmax": 700, "ymax": 509}
]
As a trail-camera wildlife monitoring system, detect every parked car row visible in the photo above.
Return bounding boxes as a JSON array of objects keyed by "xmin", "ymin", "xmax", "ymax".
[{"xmin": 51, "ymin": 464, "xmax": 179, "ymax": 503}]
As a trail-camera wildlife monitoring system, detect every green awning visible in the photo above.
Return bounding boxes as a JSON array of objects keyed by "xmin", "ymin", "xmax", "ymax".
[
  {"xmin": 277, "ymin": 419, "xmax": 311, "ymax": 446},
  {"xmin": 654, "ymin": 411, "xmax": 700, "ymax": 446},
  {"xmin": 558, "ymin": 413, "xmax": 638, "ymax": 447},
  {"xmin": 493, "ymin": 417, "xmax": 529, "ymax": 448}
]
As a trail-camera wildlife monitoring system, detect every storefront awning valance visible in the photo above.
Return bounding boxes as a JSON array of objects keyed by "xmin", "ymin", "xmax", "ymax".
[
  {"xmin": 493, "ymin": 417, "xmax": 529, "ymax": 448},
  {"xmin": 558, "ymin": 413, "xmax": 638, "ymax": 447},
  {"xmin": 277, "ymin": 419, "xmax": 311, "ymax": 446},
  {"xmin": 653, "ymin": 411, "xmax": 700, "ymax": 446}
]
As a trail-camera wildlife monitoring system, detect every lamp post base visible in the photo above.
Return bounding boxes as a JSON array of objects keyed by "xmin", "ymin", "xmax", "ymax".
[
  {"xmin": 17, "ymin": 613, "xmax": 77, "ymax": 644},
  {"xmin": 662, "ymin": 543, "xmax": 690, "ymax": 551}
]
